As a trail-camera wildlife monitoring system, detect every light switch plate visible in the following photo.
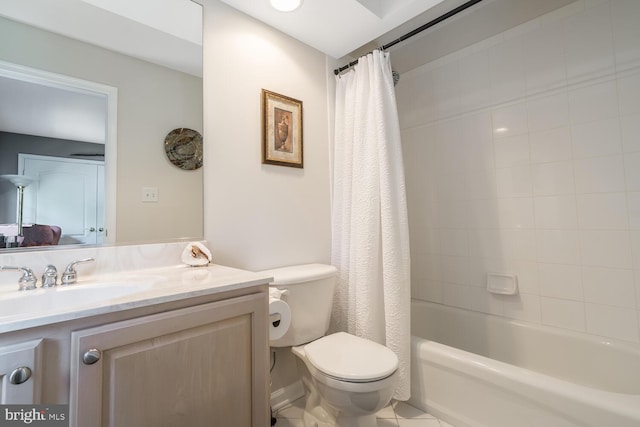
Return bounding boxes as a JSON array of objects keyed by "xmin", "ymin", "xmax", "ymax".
[{"xmin": 141, "ymin": 187, "xmax": 159, "ymax": 203}]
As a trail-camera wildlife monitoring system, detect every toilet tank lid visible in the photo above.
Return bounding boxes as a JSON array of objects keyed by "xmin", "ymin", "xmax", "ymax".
[{"xmin": 262, "ymin": 264, "xmax": 337, "ymax": 285}]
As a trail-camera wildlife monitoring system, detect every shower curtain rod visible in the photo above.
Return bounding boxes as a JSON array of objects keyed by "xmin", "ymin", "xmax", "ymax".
[{"xmin": 333, "ymin": 0, "xmax": 484, "ymax": 75}]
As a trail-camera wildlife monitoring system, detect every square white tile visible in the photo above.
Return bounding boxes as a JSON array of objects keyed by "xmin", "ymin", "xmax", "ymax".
[
  {"xmin": 503, "ymin": 293, "xmax": 542, "ymax": 323},
  {"xmin": 611, "ymin": 0, "xmax": 640, "ymax": 69},
  {"xmin": 494, "ymin": 134, "xmax": 530, "ymax": 168},
  {"xmin": 628, "ymin": 192, "xmax": 640, "ymax": 229},
  {"xmin": 276, "ymin": 399, "xmax": 305, "ymax": 419},
  {"xmin": 500, "ymin": 229, "xmax": 537, "ymax": 261},
  {"xmin": 489, "ymin": 37, "xmax": 527, "ymax": 104},
  {"xmin": 530, "ymin": 127, "xmax": 572, "ymax": 163},
  {"xmin": 582, "ymin": 266, "xmax": 636, "ymax": 308},
  {"xmin": 632, "ymin": 230, "xmax": 640, "ymax": 269},
  {"xmin": 439, "ymin": 229, "xmax": 469, "ymax": 257},
  {"xmin": 568, "ymin": 80, "xmax": 619, "ymax": 124},
  {"xmin": 536, "ymin": 229, "xmax": 581, "ymax": 265},
  {"xmin": 274, "ymin": 419, "xmax": 305, "ymax": 427},
  {"xmin": 393, "ymin": 402, "xmax": 435, "ymax": 420},
  {"xmin": 576, "ymin": 193, "xmax": 629, "ymax": 229},
  {"xmin": 563, "ymin": 4, "xmax": 615, "ymax": 82},
  {"xmin": 527, "ymin": 92, "xmax": 569, "ymax": 132},
  {"xmin": 443, "ymin": 283, "xmax": 474, "ymax": 310},
  {"xmin": 585, "ymin": 303, "xmax": 639, "ymax": 342},
  {"xmin": 492, "ymin": 103, "xmax": 529, "ymax": 137},
  {"xmin": 573, "ymin": 155, "xmax": 625, "ymax": 194},
  {"xmin": 378, "ymin": 419, "xmax": 400, "ymax": 427},
  {"xmin": 617, "ymin": 72, "xmax": 640, "ymax": 116},
  {"xmin": 523, "ymin": 21, "xmax": 567, "ymax": 92},
  {"xmin": 458, "ymin": 50, "xmax": 492, "ymax": 111},
  {"xmin": 496, "ymin": 166, "xmax": 533, "ymax": 198},
  {"xmin": 498, "ymin": 197, "xmax": 535, "ymax": 229},
  {"xmin": 571, "ymin": 118, "xmax": 622, "ymax": 159},
  {"xmin": 397, "ymin": 420, "xmax": 441, "ymax": 427},
  {"xmin": 469, "ymin": 198, "xmax": 500, "ymax": 229},
  {"xmin": 468, "ymin": 230, "xmax": 500, "ymax": 259},
  {"xmin": 442, "ymin": 256, "xmax": 471, "ymax": 286},
  {"xmin": 620, "ymin": 114, "xmax": 640, "ymax": 153},
  {"xmin": 534, "ymin": 195, "xmax": 578, "ymax": 229},
  {"xmin": 532, "ymin": 161, "xmax": 575, "ymax": 196},
  {"xmin": 432, "ymin": 61, "xmax": 461, "ymax": 119},
  {"xmin": 540, "ymin": 297, "xmax": 586, "ymax": 332},
  {"xmin": 376, "ymin": 404, "xmax": 397, "ymax": 419},
  {"xmin": 538, "ymin": 263, "xmax": 583, "ymax": 301},
  {"xmin": 580, "ymin": 230, "xmax": 633, "ymax": 269},
  {"xmin": 624, "ymin": 152, "xmax": 640, "ymax": 191}
]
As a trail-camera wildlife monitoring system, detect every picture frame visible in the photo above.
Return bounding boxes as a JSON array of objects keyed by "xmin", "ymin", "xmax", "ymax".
[{"xmin": 261, "ymin": 89, "xmax": 303, "ymax": 168}]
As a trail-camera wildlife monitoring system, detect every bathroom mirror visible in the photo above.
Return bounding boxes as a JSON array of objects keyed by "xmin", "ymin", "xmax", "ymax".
[{"xmin": 0, "ymin": 2, "xmax": 204, "ymax": 251}]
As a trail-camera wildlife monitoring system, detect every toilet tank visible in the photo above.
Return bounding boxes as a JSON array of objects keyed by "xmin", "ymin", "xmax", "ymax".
[{"xmin": 263, "ymin": 264, "xmax": 337, "ymax": 347}]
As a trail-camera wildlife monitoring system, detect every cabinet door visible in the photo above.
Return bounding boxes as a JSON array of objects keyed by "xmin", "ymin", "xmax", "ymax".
[
  {"xmin": 0, "ymin": 339, "xmax": 43, "ymax": 404},
  {"xmin": 70, "ymin": 293, "xmax": 268, "ymax": 427}
]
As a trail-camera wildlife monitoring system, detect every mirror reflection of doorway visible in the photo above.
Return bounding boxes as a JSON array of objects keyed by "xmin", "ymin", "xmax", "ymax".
[
  {"xmin": 19, "ymin": 154, "xmax": 105, "ymax": 245},
  {"xmin": 0, "ymin": 59, "xmax": 117, "ymax": 247}
]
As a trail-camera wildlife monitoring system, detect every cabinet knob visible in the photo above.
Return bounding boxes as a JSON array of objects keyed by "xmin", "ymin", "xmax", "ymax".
[
  {"xmin": 83, "ymin": 348, "xmax": 102, "ymax": 365},
  {"xmin": 9, "ymin": 366, "xmax": 32, "ymax": 385}
]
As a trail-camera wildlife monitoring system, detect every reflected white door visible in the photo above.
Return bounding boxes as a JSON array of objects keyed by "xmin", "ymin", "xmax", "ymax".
[{"xmin": 19, "ymin": 154, "xmax": 104, "ymax": 245}]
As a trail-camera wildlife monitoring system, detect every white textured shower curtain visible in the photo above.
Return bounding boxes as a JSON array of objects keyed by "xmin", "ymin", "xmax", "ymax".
[{"xmin": 331, "ymin": 50, "xmax": 411, "ymax": 400}]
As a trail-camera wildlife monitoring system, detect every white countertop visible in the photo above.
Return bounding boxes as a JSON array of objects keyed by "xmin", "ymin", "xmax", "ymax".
[{"xmin": 0, "ymin": 264, "xmax": 273, "ymax": 334}]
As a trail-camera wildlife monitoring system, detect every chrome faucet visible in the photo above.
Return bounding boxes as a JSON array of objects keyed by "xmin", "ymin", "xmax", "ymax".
[
  {"xmin": 0, "ymin": 266, "xmax": 38, "ymax": 290},
  {"xmin": 41, "ymin": 265, "xmax": 58, "ymax": 288},
  {"xmin": 61, "ymin": 257, "xmax": 95, "ymax": 285}
]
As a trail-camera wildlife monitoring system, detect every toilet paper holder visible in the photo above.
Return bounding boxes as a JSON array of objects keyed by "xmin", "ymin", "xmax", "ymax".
[{"xmin": 270, "ymin": 313, "xmax": 281, "ymax": 327}]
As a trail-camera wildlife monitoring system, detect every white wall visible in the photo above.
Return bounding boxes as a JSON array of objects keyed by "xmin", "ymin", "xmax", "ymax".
[
  {"xmin": 200, "ymin": 0, "xmax": 332, "ymax": 271},
  {"xmin": 397, "ymin": 0, "xmax": 640, "ymax": 343},
  {"xmin": 0, "ymin": 17, "xmax": 203, "ymax": 244}
]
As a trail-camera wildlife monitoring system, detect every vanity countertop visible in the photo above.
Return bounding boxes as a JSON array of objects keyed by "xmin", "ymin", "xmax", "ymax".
[{"xmin": 0, "ymin": 264, "xmax": 273, "ymax": 334}]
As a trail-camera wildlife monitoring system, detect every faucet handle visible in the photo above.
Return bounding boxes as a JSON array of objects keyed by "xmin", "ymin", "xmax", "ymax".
[
  {"xmin": 0, "ymin": 266, "xmax": 38, "ymax": 291},
  {"xmin": 61, "ymin": 257, "xmax": 95, "ymax": 285},
  {"xmin": 41, "ymin": 264, "xmax": 58, "ymax": 288}
]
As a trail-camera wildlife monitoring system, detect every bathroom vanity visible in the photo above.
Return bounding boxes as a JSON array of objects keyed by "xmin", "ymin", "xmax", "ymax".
[{"xmin": 0, "ymin": 257, "xmax": 271, "ymax": 427}]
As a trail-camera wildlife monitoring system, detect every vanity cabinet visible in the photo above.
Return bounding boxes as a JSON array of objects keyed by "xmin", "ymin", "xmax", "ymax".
[
  {"xmin": 69, "ymin": 293, "xmax": 268, "ymax": 427},
  {"xmin": 0, "ymin": 338, "xmax": 43, "ymax": 404}
]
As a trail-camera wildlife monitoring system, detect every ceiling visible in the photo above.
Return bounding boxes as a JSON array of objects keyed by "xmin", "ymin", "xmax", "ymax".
[
  {"xmin": 0, "ymin": 0, "xmax": 474, "ymax": 78},
  {"xmin": 0, "ymin": 0, "xmax": 574, "ymax": 78},
  {"xmin": 217, "ymin": 0, "xmax": 457, "ymax": 59},
  {"xmin": 0, "ymin": 0, "xmax": 571, "ymax": 143},
  {"xmin": 0, "ymin": 74, "xmax": 107, "ymax": 144}
]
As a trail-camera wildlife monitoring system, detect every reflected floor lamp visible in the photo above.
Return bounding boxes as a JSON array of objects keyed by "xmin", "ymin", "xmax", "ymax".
[{"xmin": 0, "ymin": 174, "xmax": 36, "ymax": 237}]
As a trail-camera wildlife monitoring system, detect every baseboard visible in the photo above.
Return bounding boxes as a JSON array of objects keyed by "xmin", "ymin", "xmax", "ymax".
[{"xmin": 270, "ymin": 380, "xmax": 305, "ymax": 411}]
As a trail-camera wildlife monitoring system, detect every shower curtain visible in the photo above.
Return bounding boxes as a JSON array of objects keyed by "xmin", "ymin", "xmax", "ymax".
[{"xmin": 331, "ymin": 50, "xmax": 411, "ymax": 400}]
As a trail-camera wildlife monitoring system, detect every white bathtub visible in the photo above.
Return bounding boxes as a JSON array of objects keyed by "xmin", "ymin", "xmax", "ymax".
[{"xmin": 409, "ymin": 299, "xmax": 640, "ymax": 427}]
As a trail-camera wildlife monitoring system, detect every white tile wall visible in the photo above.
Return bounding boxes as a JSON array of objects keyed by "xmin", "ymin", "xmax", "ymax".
[
  {"xmin": 529, "ymin": 127, "xmax": 572, "ymax": 163},
  {"xmin": 398, "ymin": 0, "xmax": 640, "ymax": 344}
]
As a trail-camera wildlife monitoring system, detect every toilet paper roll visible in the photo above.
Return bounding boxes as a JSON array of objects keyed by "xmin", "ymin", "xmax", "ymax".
[{"xmin": 268, "ymin": 297, "xmax": 291, "ymax": 342}]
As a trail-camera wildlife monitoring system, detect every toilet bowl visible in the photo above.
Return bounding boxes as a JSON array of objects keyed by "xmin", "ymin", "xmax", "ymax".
[
  {"xmin": 292, "ymin": 332, "xmax": 398, "ymax": 427},
  {"xmin": 263, "ymin": 264, "xmax": 399, "ymax": 427}
]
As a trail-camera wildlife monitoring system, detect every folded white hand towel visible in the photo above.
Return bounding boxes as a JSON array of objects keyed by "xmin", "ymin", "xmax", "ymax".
[{"xmin": 181, "ymin": 242, "xmax": 212, "ymax": 266}]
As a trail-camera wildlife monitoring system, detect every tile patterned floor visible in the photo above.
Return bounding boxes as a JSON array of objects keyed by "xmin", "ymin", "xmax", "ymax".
[{"xmin": 274, "ymin": 399, "xmax": 455, "ymax": 427}]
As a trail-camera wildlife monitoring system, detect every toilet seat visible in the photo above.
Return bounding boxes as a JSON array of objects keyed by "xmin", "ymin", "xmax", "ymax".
[{"xmin": 303, "ymin": 332, "xmax": 398, "ymax": 382}]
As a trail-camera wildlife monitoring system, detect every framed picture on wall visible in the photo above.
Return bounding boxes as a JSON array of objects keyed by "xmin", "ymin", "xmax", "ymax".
[{"xmin": 261, "ymin": 89, "xmax": 303, "ymax": 168}]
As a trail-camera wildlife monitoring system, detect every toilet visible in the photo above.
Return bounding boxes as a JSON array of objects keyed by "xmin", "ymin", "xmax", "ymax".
[{"xmin": 265, "ymin": 264, "xmax": 398, "ymax": 427}]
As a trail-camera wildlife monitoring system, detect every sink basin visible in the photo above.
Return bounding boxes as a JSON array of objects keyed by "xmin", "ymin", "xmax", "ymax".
[{"xmin": 0, "ymin": 279, "xmax": 159, "ymax": 319}]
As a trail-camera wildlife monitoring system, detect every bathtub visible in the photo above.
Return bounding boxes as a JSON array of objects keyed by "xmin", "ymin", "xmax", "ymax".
[{"xmin": 409, "ymin": 299, "xmax": 640, "ymax": 427}]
